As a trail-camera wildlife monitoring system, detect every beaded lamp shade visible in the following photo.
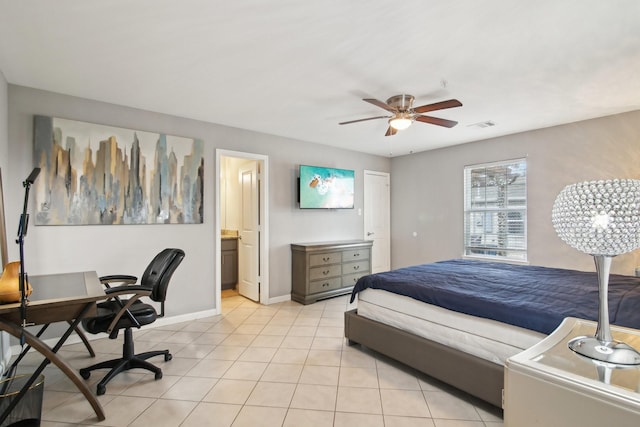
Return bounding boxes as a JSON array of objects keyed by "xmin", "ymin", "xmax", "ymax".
[{"xmin": 552, "ymin": 179, "xmax": 640, "ymax": 256}]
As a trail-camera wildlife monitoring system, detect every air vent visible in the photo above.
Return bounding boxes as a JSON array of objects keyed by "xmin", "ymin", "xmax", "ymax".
[{"xmin": 468, "ymin": 120, "xmax": 496, "ymax": 128}]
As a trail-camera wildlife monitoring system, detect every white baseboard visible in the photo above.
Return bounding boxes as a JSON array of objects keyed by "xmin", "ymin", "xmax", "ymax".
[{"xmin": 267, "ymin": 294, "xmax": 291, "ymax": 304}]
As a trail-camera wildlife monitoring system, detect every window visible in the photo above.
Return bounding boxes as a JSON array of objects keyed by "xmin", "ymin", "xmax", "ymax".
[{"xmin": 464, "ymin": 158, "xmax": 527, "ymax": 262}]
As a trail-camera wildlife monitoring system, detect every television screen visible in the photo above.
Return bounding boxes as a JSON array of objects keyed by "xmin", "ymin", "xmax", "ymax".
[{"xmin": 299, "ymin": 165, "xmax": 355, "ymax": 209}]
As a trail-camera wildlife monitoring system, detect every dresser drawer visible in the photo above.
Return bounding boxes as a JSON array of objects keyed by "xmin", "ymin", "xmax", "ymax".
[
  {"xmin": 309, "ymin": 277, "xmax": 342, "ymax": 294},
  {"xmin": 342, "ymin": 260, "xmax": 369, "ymax": 275},
  {"xmin": 342, "ymin": 273, "xmax": 367, "ymax": 287},
  {"xmin": 291, "ymin": 240, "xmax": 373, "ymax": 305},
  {"xmin": 342, "ymin": 249, "xmax": 369, "ymax": 262},
  {"xmin": 309, "ymin": 264, "xmax": 342, "ymax": 281},
  {"xmin": 309, "ymin": 252, "xmax": 342, "ymax": 266}
]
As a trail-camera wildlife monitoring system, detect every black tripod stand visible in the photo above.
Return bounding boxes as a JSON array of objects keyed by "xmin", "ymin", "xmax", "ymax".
[{"xmin": 16, "ymin": 167, "xmax": 40, "ymax": 331}]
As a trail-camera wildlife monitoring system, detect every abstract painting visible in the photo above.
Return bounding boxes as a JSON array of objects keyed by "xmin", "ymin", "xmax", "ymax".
[{"xmin": 33, "ymin": 116, "xmax": 204, "ymax": 225}]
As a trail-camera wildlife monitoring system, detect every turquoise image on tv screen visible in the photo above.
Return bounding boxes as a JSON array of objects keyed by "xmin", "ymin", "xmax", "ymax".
[{"xmin": 299, "ymin": 165, "xmax": 354, "ymax": 209}]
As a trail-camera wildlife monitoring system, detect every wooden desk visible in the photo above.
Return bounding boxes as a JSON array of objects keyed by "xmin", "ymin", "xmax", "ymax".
[{"xmin": 0, "ymin": 271, "xmax": 106, "ymax": 422}]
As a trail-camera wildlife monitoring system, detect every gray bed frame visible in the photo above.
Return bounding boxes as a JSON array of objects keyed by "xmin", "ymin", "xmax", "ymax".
[{"xmin": 344, "ymin": 309, "xmax": 504, "ymax": 408}]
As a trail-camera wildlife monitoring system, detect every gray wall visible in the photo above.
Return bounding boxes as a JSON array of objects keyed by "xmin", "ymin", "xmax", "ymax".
[
  {"xmin": 6, "ymin": 81, "xmax": 640, "ymax": 323},
  {"xmin": 390, "ymin": 110, "xmax": 640, "ymax": 275},
  {"xmin": 5, "ymin": 85, "xmax": 389, "ymax": 319},
  {"xmin": 0, "ymin": 71, "xmax": 7, "ymax": 270},
  {"xmin": 0, "ymin": 70, "xmax": 7, "ymax": 182}
]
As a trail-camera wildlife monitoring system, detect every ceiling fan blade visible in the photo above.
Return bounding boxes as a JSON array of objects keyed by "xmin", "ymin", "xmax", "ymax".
[
  {"xmin": 339, "ymin": 115, "xmax": 390, "ymax": 125},
  {"xmin": 413, "ymin": 99, "xmax": 462, "ymax": 114},
  {"xmin": 415, "ymin": 115, "xmax": 458, "ymax": 128},
  {"xmin": 385, "ymin": 126, "xmax": 397, "ymax": 137},
  {"xmin": 363, "ymin": 98, "xmax": 396, "ymax": 112}
]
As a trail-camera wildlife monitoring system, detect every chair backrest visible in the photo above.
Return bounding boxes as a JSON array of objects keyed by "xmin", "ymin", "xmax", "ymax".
[{"xmin": 140, "ymin": 248, "xmax": 185, "ymax": 304}]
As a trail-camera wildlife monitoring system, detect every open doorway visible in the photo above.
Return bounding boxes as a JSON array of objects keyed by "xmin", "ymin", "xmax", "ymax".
[{"xmin": 215, "ymin": 150, "xmax": 269, "ymax": 310}]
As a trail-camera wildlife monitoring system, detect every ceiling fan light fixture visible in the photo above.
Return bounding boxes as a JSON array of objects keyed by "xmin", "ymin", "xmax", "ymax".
[
  {"xmin": 339, "ymin": 95, "xmax": 462, "ymax": 136},
  {"xmin": 389, "ymin": 113, "xmax": 412, "ymax": 130}
]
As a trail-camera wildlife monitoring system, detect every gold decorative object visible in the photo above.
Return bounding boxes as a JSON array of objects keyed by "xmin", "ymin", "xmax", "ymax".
[{"xmin": 0, "ymin": 261, "xmax": 32, "ymax": 303}]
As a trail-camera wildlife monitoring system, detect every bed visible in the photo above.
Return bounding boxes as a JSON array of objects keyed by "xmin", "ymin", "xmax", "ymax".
[{"xmin": 344, "ymin": 259, "xmax": 640, "ymax": 408}]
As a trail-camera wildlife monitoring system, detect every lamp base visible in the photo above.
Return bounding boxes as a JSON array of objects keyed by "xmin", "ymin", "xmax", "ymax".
[{"xmin": 568, "ymin": 336, "xmax": 640, "ymax": 366}]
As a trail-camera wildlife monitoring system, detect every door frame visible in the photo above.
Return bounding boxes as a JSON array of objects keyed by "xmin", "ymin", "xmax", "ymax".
[{"xmin": 215, "ymin": 149, "xmax": 269, "ymax": 309}]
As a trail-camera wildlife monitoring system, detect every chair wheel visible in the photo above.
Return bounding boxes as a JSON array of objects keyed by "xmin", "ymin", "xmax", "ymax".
[
  {"xmin": 155, "ymin": 371, "xmax": 163, "ymax": 380},
  {"xmin": 97, "ymin": 385, "xmax": 106, "ymax": 396},
  {"xmin": 80, "ymin": 369, "xmax": 90, "ymax": 380},
  {"xmin": 165, "ymin": 353, "xmax": 172, "ymax": 362}
]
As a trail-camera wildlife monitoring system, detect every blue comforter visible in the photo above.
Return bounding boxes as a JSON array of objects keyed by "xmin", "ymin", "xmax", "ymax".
[{"xmin": 350, "ymin": 259, "xmax": 640, "ymax": 335}]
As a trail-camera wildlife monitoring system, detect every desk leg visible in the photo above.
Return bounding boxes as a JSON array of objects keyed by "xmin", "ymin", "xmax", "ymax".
[
  {"xmin": 4, "ymin": 323, "xmax": 51, "ymax": 379},
  {"xmin": 69, "ymin": 322, "xmax": 96, "ymax": 358},
  {"xmin": 0, "ymin": 320, "xmax": 105, "ymax": 421}
]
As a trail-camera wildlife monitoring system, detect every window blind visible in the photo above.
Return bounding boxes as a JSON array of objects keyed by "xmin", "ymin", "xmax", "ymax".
[{"xmin": 464, "ymin": 158, "xmax": 527, "ymax": 261}]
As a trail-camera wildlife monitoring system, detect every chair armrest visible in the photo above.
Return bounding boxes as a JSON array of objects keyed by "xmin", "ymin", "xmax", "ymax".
[
  {"xmin": 102, "ymin": 286, "xmax": 153, "ymax": 334},
  {"xmin": 100, "ymin": 275, "xmax": 138, "ymax": 285},
  {"xmin": 104, "ymin": 285, "xmax": 153, "ymax": 296}
]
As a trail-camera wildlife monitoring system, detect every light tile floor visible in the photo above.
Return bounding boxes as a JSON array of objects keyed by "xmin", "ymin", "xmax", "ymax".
[{"xmin": 13, "ymin": 295, "xmax": 503, "ymax": 426}]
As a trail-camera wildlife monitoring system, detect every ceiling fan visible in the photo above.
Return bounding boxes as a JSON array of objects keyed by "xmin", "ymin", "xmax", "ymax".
[{"xmin": 339, "ymin": 94, "xmax": 462, "ymax": 136}]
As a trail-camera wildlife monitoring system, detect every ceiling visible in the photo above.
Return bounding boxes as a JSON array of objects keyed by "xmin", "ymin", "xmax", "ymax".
[{"xmin": 1, "ymin": 1, "xmax": 639, "ymax": 157}]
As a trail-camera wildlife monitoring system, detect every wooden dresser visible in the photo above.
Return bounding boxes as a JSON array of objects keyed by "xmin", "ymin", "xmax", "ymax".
[{"xmin": 291, "ymin": 240, "xmax": 373, "ymax": 304}]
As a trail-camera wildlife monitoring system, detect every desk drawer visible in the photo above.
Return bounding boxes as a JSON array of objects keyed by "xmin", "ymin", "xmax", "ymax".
[
  {"xmin": 342, "ymin": 249, "xmax": 369, "ymax": 262},
  {"xmin": 309, "ymin": 277, "xmax": 342, "ymax": 294},
  {"xmin": 309, "ymin": 264, "xmax": 342, "ymax": 281},
  {"xmin": 309, "ymin": 252, "xmax": 341, "ymax": 267}
]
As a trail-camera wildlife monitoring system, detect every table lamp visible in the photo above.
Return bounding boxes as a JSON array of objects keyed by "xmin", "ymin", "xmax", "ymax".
[{"xmin": 552, "ymin": 179, "xmax": 640, "ymax": 365}]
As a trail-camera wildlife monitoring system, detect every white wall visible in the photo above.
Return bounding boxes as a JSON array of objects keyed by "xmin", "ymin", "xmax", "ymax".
[
  {"xmin": 5, "ymin": 85, "xmax": 390, "ymax": 320},
  {"xmin": 220, "ymin": 156, "xmax": 250, "ymax": 232},
  {"xmin": 390, "ymin": 110, "xmax": 640, "ymax": 275}
]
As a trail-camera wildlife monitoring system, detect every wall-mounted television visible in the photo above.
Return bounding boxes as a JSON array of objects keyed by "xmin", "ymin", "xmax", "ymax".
[{"xmin": 298, "ymin": 165, "xmax": 355, "ymax": 209}]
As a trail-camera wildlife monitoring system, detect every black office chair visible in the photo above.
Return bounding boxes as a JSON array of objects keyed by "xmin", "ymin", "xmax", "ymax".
[{"xmin": 79, "ymin": 248, "xmax": 185, "ymax": 395}]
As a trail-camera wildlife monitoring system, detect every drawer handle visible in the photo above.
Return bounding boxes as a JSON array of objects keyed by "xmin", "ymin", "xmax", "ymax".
[
  {"xmin": 353, "ymin": 265, "xmax": 360, "ymax": 271},
  {"xmin": 323, "ymin": 257, "xmax": 330, "ymax": 262},
  {"xmin": 323, "ymin": 270, "xmax": 330, "ymax": 275},
  {"xmin": 352, "ymin": 277, "xmax": 359, "ymax": 283},
  {"xmin": 353, "ymin": 253, "xmax": 360, "ymax": 257},
  {"xmin": 322, "ymin": 282, "xmax": 330, "ymax": 287}
]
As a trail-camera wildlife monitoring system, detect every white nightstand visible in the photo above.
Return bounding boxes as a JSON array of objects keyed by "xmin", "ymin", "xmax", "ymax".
[{"xmin": 504, "ymin": 317, "xmax": 640, "ymax": 427}]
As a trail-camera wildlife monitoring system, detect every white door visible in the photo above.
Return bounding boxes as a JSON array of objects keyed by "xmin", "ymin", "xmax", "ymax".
[
  {"xmin": 238, "ymin": 161, "xmax": 260, "ymax": 301},
  {"xmin": 364, "ymin": 170, "xmax": 390, "ymax": 273}
]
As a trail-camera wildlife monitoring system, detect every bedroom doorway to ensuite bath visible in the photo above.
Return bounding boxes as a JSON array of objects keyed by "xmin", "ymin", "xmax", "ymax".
[{"xmin": 216, "ymin": 150, "xmax": 269, "ymax": 309}]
